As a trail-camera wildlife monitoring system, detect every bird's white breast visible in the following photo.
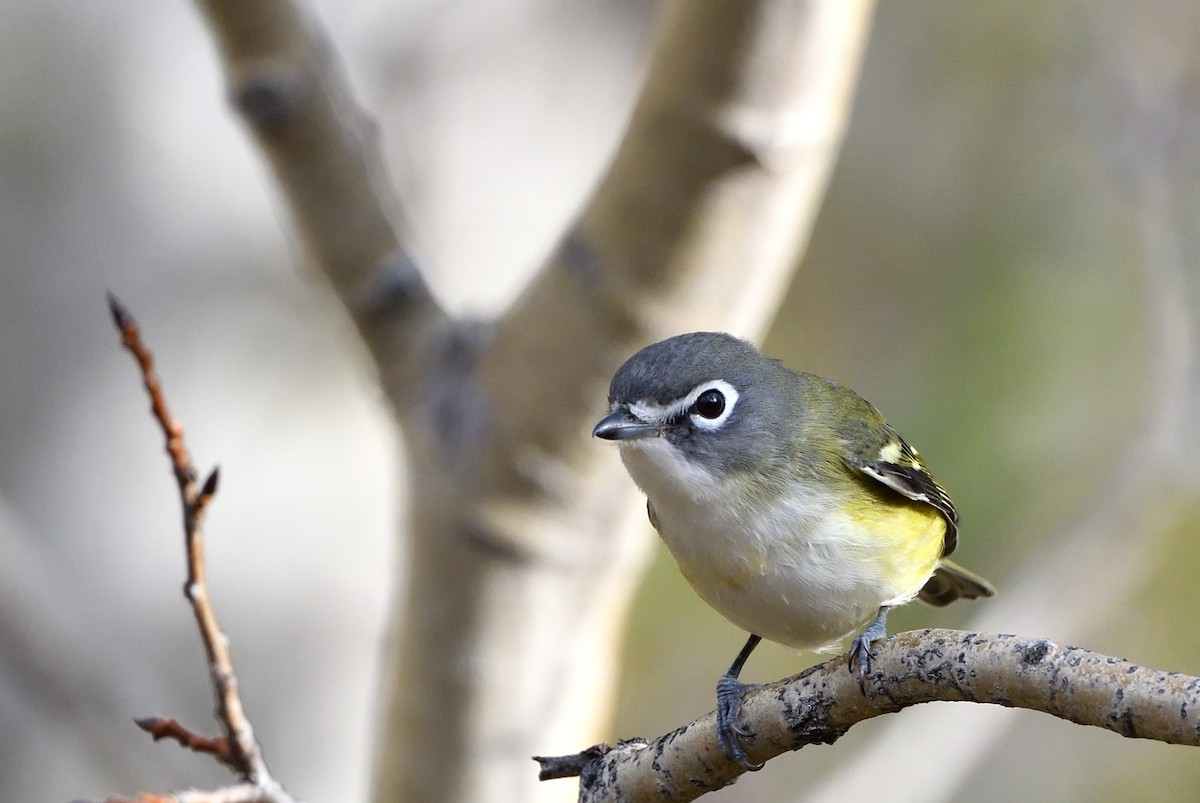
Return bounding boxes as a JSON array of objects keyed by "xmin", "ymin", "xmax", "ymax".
[{"xmin": 619, "ymin": 439, "xmax": 924, "ymax": 651}]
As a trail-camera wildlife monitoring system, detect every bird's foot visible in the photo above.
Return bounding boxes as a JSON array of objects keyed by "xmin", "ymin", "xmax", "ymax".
[
  {"xmin": 848, "ymin": 606, "xmax": 892, "ymax": 692},
  {"xmin": 716, "ymin": 673, "xmax": 763, "ymax": 771}
]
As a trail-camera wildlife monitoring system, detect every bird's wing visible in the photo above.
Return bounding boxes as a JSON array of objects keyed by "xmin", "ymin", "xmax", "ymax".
[{"xmin": 842, "ymin": 434, "xmax": 960, "ymax": 557}]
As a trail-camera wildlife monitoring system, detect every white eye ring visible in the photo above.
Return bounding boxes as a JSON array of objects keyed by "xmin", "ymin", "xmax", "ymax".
[
  {"xmin": 628, "ymin": 379, "xmax": 740, "ymax": 431},
  {"xmin": 685, "ymin": 380, "xmax": 739, "ymax": 431}
]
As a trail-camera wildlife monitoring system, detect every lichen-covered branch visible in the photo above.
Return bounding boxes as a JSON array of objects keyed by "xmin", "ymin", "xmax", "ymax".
[{"xmin": 536, "ymin": 629, "xmax": 1200, "ymax": 802}]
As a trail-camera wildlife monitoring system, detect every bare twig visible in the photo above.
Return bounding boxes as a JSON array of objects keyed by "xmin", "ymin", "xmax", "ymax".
[
  {"xmin": 134, "ymin": 717, "xmax": 234, "ymax": 768},
  {"xmin": 107, "ymin": 292, "xmax": 196, "ymax": 489},
  {"xmin": 536, "ymin": 629, "xmax": 1200, "ymax": 802},
  {"xmin": 108, "ymin": 294, "xmax": 297, "ymax": 803}
]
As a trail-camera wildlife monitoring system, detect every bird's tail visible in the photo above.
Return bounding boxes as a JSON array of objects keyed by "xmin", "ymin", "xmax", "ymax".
[{"xmin": 919, "ymin": 559, "xmax": 996, "ymax": 607}]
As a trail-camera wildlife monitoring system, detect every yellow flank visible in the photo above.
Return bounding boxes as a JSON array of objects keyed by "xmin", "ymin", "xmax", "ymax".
[{"xmin": 842, "ymin": 494, "xmax": 945, "ymax": 592}]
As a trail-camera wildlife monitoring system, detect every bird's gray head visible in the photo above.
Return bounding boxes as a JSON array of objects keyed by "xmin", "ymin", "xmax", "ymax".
[{"xmin": 593, "ymin": 332, "xmax": 792, "ymax": 476}]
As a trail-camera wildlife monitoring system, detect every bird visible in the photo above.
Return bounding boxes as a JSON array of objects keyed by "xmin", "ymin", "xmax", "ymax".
[{"xmin": 592, "ymin": 331, "xmax": 994, "ymax": 770}]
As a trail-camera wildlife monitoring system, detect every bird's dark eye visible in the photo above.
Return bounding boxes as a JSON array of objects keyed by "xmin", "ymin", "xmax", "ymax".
[{"xmin": 692, "ymin": 389, "xmax": 726, "ymax": 419}]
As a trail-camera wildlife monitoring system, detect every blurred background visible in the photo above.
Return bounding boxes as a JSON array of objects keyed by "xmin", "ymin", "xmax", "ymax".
[{"xmin": 2, "ymin": 1, "xmax": 1199, "ymax": 801}]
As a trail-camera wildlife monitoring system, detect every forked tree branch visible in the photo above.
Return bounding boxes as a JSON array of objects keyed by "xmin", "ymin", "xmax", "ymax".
[
  {"xmin": 105, "ymin": 295, "xmax": 298, "ymax": 803},
  {"xmin": 181, "ymin": 2, "xmax": 876, "ymax": 800},
  {"xmin": 535, "ymin": 629, "xmax": 1200, "ymax": 802}
]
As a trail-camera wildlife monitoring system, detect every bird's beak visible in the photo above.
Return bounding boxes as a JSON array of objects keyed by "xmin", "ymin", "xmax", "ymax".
[{"xmin": 592, "ymin": 407, "xmax": 657, "ymax": 441}]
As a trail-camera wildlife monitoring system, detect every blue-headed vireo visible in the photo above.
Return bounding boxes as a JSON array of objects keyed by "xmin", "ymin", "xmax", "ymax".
[{"xmin": 593, "ymin": 331, "xmax": 994, "ymax": 769}]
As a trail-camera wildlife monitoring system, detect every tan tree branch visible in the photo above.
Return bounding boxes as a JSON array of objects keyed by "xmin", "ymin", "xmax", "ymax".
[
  {"xmin": 378, "ymin": 4, "xmax": 874, "ymax": 800},
  {"xmin": 536, "ymin": 629, "xmax": 1200, "ymax": 802},
  {"xmin": 485, "ymin": 0, "xmax": 875, "ymax": 455},
  {"xmin": 192, "ymin": 0, "xmax": 450, "ymax": 394},
  {"xmin": 182, "ymin": 1, "xmax": 876, "ymax": 801}
]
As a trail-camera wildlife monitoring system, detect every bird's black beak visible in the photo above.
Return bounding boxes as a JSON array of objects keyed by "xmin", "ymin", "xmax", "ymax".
[{"xmin": 592, "ymin": 407, "xmax": 657, "ymax": 441}]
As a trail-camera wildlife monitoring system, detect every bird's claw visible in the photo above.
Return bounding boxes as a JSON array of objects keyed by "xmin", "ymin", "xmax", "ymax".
[
  {"xmin": 716, "ymin": 674, "xmax": 763, "ymax": 771},
  {"xmin": 848, "ymin": 606, "xmax": 892, "ymax": 693},
  {"xmin": 848, "ymin": 633, "xmax": 876, "ymax": 693}
]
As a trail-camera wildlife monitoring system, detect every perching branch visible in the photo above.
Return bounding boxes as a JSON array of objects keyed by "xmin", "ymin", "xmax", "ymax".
[
  {"xmin": 107, "ymin": 295, "xmax": 298, "ymax": 803},
  {"xmin": 535, "ymin": 629, "xmax": 1200, "ymax": 802}
]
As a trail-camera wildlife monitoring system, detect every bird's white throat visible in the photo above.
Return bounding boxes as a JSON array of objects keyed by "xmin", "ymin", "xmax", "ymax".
[{"xmin": 618, "ymin": 437, "xmax": 726, "ymax": 506}]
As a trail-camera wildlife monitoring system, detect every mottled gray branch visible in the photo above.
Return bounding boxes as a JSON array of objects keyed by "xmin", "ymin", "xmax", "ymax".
[{"xmin": 536, "ymin": 629, "xmax": 1200, "ymax": 802}]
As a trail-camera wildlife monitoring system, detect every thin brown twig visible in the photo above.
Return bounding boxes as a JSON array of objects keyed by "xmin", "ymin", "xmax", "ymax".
[
  {"xmin": 108, "ymin": 294, "xmax": 297, "ymax": 803},
  {"xmin": 107, "ymin": 292, "xmax": 195, "ymax": 489},
  {"xmin": 134, "ymin": 717, "xmax": 235, "ymax": 768}
]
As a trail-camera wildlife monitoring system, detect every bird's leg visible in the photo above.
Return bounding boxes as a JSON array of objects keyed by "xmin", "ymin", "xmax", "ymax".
[
  {"xmin": 715, "ymin": 633, "xmax": 763, "ymax": 770},
  {"xmin": 848, "ymin": 605, "xmax": 892, "ymax": 690}
]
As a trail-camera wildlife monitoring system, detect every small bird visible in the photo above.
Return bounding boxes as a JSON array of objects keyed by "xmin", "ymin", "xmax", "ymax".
[{"xmin": 593, "ymin": 332, "xmax": 993, "ymax": 769}]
